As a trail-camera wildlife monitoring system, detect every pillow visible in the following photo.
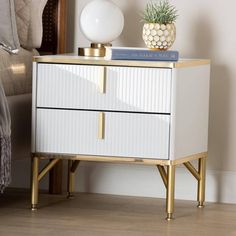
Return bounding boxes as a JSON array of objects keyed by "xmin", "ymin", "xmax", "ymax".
[
  {"xmin": 14, "ymin": 0, "xmax": 31, "ymax": 49},
  {"xmin": 14, "ymin": 0, "xmax": 48, "ymax": 49},
  {"xmin": 0, "ymin": 0, "xmax": 20, "ymax": 54}
]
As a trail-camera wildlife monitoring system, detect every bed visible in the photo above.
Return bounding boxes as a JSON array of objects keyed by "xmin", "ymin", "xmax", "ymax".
[{"xmin": 2, "ymin": 0, "xmax": 66, "ymax": 191}]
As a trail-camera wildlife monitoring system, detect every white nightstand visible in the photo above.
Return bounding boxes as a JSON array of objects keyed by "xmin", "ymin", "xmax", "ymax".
[{"xmin": 31, "ymin": 55, "xmax": 210, "ymax": 220}]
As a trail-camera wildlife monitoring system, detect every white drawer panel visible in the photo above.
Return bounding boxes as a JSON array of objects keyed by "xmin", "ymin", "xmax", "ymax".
[
  {"xmin": 37, "ymin": 64, "xmax": 172, "ymax": 113},
  {"xmin": 36, "ymin": 109, "xmax": 170, "ymax": 159}
]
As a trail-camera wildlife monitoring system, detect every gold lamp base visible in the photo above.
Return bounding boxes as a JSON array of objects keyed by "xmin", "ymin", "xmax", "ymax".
[{"xmin": 78, "ymin": 43, "xmax": 111, "ymax": 57}]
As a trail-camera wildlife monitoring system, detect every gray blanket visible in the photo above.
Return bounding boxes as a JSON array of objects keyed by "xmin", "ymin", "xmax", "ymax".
[
  {"xmin": 0, "ymin": 80, "xmax": 11, "ymax": 192},
  {"xmin": 0, "ymin": 47, "xmax": 38, "ymax": 96}
]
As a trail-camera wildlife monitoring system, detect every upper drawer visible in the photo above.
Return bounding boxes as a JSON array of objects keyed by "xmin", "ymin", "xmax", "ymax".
[{"xmin": 36, "ymin": 64, "xmax": 172, "ymax": 113}]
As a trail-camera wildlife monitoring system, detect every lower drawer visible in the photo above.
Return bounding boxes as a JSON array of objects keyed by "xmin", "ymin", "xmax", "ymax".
[{"xmin": 35, "ymin": 109, "xmax": 170, "ymax": 159}]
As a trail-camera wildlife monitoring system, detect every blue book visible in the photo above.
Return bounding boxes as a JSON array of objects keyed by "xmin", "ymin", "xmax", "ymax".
[{"xmin": 105, "ymin": 47, "xmax": 179, "ymax": 61}]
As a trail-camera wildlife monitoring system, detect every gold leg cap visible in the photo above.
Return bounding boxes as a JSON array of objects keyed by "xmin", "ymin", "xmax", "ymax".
[
  {"xmin": 31, "ymin": 204, "xmax": 38, "ymax": 211},
  {"xmin": 166, "ymin": 213, "xmax": 174, "ymax": 221},
  {"xmin": 197, "ymin": 202, "xmax": 205, "ymax": 208},
  {"xmin": 67, "ymin": 193, "xmax": 75, "ymax": 199}
]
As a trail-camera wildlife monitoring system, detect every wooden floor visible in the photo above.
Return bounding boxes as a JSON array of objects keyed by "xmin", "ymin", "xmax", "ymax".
[{"xmin": 0, "ymin": 190, "xmax": 236, "ymax": 236}]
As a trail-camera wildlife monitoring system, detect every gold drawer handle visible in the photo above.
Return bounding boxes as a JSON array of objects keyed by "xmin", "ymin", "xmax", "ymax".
[
  {"xmin": 99, "ymin": 66, "xmax": 107, "ymax": 94},
  {"xmin": 98, "ymin": 112, "xmax": 105, "ymax": 139}
]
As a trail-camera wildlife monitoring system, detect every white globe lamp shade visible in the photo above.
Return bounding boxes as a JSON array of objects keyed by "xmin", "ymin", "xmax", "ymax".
[{"xmin": 80, "ymin": 0, "xmax": 124, "ymax": 44}]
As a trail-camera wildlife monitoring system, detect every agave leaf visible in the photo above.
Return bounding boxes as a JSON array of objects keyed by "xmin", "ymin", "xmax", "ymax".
[{"xmin": 142, "ymin": 0, "xmax": 178, "ymax": 24}]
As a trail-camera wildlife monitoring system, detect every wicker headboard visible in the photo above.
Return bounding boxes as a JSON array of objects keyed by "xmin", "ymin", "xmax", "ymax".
[{"xmin": 38, "ymin": 0, "xmax": 67, "ymax": 55}]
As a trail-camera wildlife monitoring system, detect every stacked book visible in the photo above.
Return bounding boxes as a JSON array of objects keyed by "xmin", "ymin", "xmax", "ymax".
[{"xmin": 105, "ymin": 47, "xmax": 179, "ymax": 62}]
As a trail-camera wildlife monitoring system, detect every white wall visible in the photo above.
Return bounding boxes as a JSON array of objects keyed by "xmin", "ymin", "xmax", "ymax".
[
  {"xmin": 11, "ymin": 0, "xmax": 236, "ymax": 204},
  {"xmin": 66, "ymin": 0, "xmax": 236, "ymax": 203},
  {"xmin": 67, "ymin": 0, "xmax": 236, "ymax": 173}
]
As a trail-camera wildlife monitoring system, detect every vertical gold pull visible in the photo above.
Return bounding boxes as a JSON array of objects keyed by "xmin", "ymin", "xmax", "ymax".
[
  {"xmin": 99, "ymin": 66, "xmax": 106, "ymax": 94},
  {"xmin": 98, "ymin": 112, "xmax": 105, "ymax": 139}
]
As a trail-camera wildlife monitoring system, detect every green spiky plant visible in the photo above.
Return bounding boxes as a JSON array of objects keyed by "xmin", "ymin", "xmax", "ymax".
[{"xmin": 142, "ymin": 0, "xmax": 178, "ymax": 24}]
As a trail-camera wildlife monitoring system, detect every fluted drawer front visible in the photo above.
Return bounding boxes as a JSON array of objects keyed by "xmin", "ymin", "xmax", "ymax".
[
  {"xmin": 36, "ymin": 109, "xmax": 170, "ymax": 159},
  {"xmin": 37, "ymin": 64, "xmax": 172, "ymax": 113}
]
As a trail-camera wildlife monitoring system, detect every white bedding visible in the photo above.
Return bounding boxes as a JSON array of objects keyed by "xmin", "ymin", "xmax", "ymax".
[{"xmin": 0, "ymin": 47, "xmax": 38, "ymax": 96}]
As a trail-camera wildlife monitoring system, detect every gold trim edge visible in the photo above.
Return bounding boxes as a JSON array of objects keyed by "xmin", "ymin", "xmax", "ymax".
[
  {"xmin": 31, "ymin": 152, "xmax": 207, "ymax": 166},
  {"xmin": 33, "ymin": 56, "xmax": 210, "ymax": 69},
  {"xmin": 174, "ymin": 59, "xmax": 210, "ymax": 68}
]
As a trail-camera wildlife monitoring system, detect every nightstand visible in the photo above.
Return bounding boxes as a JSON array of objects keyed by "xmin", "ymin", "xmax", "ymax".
[{"xmin": 31, "ymin": 55, "xmax": 210, "ymax": 220}]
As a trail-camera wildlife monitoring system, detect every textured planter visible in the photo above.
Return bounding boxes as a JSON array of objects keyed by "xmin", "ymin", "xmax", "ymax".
[{"xmin": 142, "ymin": 23, "xmax": 176, "ymax": 50}]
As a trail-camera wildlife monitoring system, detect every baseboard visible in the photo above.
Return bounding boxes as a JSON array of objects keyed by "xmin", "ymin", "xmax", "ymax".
[
  {"xmin": 73, "ymin": 162, "xmax": 236, "ymax": 204},
  {"xmin": 10, "ymin": 160, "xmax": 236, "ymax": 204}
]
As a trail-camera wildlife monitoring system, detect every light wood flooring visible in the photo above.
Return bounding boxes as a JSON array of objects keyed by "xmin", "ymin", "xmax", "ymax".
[{"xmin": 0, "ymin": 189, "xmax": 236, "ymax": 236}]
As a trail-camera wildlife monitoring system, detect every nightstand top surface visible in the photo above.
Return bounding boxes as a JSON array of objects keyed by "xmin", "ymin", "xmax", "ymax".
[{"xmin": 34, "ymin": 54, "xmax": 210, "ymax": 68}]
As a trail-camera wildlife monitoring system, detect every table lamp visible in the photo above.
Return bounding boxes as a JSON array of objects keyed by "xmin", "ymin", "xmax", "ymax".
[{"xmin": 78, "ymin": 0, "xmax": 124, "ymax": 57}]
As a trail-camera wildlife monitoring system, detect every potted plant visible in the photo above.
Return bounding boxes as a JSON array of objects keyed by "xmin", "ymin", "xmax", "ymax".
[{"xmin": 142, "ymin": 0, "xmax": 178, "ymax": 50}]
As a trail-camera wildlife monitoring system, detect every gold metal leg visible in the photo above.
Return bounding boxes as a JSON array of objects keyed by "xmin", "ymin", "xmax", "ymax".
[
  {"xmin": 31, "ymin": 156, "xmax": 39, "ymax": 210},
  {"xmin": 157, "ymin": 165, "xmax": 167, "ymax": 189},
  {"xmin": 38, "ymin": 159, "xmax": 60, "ymax": 181},
  {"xmin": 67, "ymin": 160, "xmax": 80, "ymax": 198},
  {"xmin": 183, "ymin": 162, "xmax": 200, "ymax": 181},
  {"xmin": 197, "ymin": 157, "xmax": 206, "ymax": 208},
  {"xmin": 166, "ymin": 165, "xmax": 175, "ymax": 220}
]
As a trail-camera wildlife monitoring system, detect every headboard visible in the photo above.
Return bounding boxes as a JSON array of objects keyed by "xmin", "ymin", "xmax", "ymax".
[{"xmin": 38, "ymin": 0, "xmax": 67, "ymax": 55}]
